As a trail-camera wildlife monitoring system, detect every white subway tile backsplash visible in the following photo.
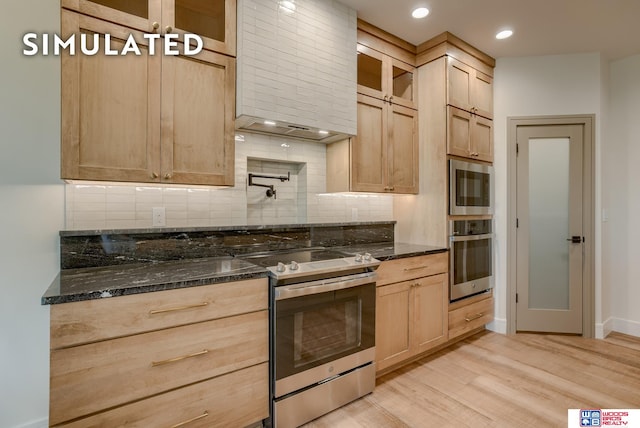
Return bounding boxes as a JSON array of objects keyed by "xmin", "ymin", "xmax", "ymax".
[{"xmin": 65, "ymin": 133, "xmax": 394, "ymax": 229}]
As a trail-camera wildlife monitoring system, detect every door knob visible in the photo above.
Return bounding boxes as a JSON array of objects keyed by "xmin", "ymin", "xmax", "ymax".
[{"xmin": 566, "ymin": 236, "xmax": 582, "ymax": 243}]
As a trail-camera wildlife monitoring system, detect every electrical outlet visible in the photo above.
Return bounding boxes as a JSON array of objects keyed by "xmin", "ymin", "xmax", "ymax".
[{"xmin": 152, "ymin": 207, "xmax": 166, "ymax": 227}]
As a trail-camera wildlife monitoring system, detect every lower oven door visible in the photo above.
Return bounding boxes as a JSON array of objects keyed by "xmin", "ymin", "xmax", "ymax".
[
  {"xmin": 273, "ymin": 273, "xmax": 376, "ymax": 398},
  {"xmin": 450, "ymin": 234, "xmax": 493, "ymax": 301}
]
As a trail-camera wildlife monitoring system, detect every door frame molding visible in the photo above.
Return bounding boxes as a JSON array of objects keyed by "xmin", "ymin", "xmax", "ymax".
[{"xmin": 506, "ymin": 115, "xmax": 595, "ymax": 337}]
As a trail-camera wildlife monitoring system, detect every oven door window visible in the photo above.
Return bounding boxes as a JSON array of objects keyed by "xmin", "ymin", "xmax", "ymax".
[
  {"xmin": 275, "ymin": 284, "xmax": 375, "ymax": 380},
  {"xmin": 452, "ymin": 238, "xmax": 492, "ymax": 285},
  {"xmin": 456, "ymin": 169, "xmax": 491, "ymax": 207}
]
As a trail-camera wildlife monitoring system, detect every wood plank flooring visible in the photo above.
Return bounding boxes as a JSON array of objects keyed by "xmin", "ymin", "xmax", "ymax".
[{"xmin": 303, "ymin": 331, "xmax": 640, "ymax": 427}]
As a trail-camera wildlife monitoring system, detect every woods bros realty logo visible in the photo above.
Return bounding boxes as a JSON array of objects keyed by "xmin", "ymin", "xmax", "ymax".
[
  {"xmin": 568, "ymin": 409, "xmax": 640, "ymax": 427},
  {"xmin": 22, "ymin": 32, "xmax": 203, "ymax": 56}
]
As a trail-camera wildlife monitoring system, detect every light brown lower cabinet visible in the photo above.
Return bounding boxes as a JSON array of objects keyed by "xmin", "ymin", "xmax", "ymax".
[
  {"xmin": 375, "ymin": 252, "xmax": 449, "ymax": 374},
  {"xmin": 375, "ymin": 252, "xmax": 495, "ymax": 375},
  {"xmin": 49, "ymin": 278, "xmax": 269, "ymax": 427},
  {"xmin": 448, "ymin": 293, "xmax": 494, "ymax": 340},
  {"xmin": 56, "ymin": 363, "xmax": 268, "ymax": 428}
]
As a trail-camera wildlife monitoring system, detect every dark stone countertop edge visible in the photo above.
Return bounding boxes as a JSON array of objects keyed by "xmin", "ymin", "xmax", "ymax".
[
  {"xmin": 59, "ymin": 221, "xmax": 397, "ymax": 237},
  {"xmin": 42, "ymin": 242, "xmax": 447, "ymax": 306},
  {"xmin": 42, "ymin": 269, "xmax": 268, "ymax": 305},
  {"xmin": 335, "ymin": 242, "xmax": 448, "ymax": 261}
]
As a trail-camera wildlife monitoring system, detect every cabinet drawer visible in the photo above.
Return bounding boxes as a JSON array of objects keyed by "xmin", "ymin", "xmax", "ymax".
[
  {"xmin": 448, "ymin": 296, "xmax": 494, "ymax": 339},
  {"xmin": 55, "ymin": 362, "xmax": 269, "ymax": 428},
  {"xmin": 51, "ymin": 278, "xmax": 267, "ymax": 348},
  {"xmin": 50, "ymin": 310, "xmax": 268, "ymax": 426},
  {"xmin": 375, "ymin": 252, "xmax": 448, "ymax": 286}
]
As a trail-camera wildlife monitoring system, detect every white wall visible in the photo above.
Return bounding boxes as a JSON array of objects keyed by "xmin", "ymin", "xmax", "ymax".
[
  {"xmin": 604, "ymin": 54, "xmax": 640, "ymax": 337},
  {"xmin": 491, "ymin": 53, "xmax": 604, "ymax": 334},
  {"xmin": 0, "ymin": 2, "xmax": 63, "ymax": 428}
]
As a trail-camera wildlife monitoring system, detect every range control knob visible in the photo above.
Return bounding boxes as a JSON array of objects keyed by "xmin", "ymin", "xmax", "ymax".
[
  {"xmin": 276, "ymin": 262, "xmax": 286, "ymax": 272},
  {"xmin": 354, "ymin": 253, "xmax": 363, "ymax": 262},
  {"xmin": 363, "ymin": 252, "xmax": 372, "ymax": 262},
  {"xmin": 289, "ymin": 261, "xmax": 299, "ymax": 270}
]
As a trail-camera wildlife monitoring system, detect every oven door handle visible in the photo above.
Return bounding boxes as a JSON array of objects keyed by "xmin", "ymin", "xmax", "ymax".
[
  {"xmin": 450, "ymin": 233, "xmax": 494, "ymax": 242},
  {"xmin": 274, "ymin": 272, "xmax": 376, "ymax": 300}
]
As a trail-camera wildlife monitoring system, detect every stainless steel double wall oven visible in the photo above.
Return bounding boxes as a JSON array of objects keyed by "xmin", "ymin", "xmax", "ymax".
[{"xmin": 449, "ymin": 159, "xmax": 494, "ymax": 301}]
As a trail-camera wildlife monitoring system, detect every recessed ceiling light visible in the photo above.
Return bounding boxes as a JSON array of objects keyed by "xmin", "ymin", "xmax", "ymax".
[
  {"xmin": 318, "ymin": 130, "xmax": 329, "ymax": 135},
  {"xmin": 264, "ymin": 120, "xmax": 277, "ymax": 126},
  {"xmin": 496, "ymin": 30, "xmax": 513, "ymax": 40},
  {"xmin": 411, "ymin": 7, "xmax": 429, "ymax": 19}
]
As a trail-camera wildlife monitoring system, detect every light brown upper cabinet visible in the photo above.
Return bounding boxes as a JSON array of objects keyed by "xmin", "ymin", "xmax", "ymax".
[
  {"xmin": 60, "ymin": 10, "xmax": 235, "ymax": 185},
  {"xmin": 447, "ymin": 57, "xmax": 493, "ymax": 120},
  {"xmin": 61, "ymin": 0, "xmax": 236, "ymax": 56},
  {"xmin": 357, "ymin": 44, "xmax": 416, "ymax": 110},
  {"xmin": 352, "ymin": 94, "xmax": 418, "ymax": 193},
  {"xmin": 447, "ymin": 106, "xmax": 493, "ymax": 163},
  {"xmin": 327, "ymin": 94, "xmax": 418, "ymax": 194},
  {"xmin": 328, "ymin": 32, "xmax": 418, "ymax": 194}
]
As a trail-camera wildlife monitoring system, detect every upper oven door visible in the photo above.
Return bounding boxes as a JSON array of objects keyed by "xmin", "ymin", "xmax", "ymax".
[
  {"xmin": 273, "ymin": 277, "xmax": 375, "ymax": 383},
  {"xmin": 449, "ymin": 159, "xmax": 494, "ymax": 215}
]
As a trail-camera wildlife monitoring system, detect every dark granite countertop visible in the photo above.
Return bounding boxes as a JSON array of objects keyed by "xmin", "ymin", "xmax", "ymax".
[
  {"xmin": 43, "ymin": 220, "xmax": 447, "ymax": 306},
  {"xmin": 335, "ymin": 242, "xmax": 448, "ymax": 261},
  {"xmin": 42, "ymin": 257, "xmax": 267, "ymax": 305}
]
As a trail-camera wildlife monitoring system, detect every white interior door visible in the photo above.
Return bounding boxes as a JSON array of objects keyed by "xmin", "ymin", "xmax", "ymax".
[{"xmin": 516, "ymin": 124, "xmax": 584, "ymax": 333}]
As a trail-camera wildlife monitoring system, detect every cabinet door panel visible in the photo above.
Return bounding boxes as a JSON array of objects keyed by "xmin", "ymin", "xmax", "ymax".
[
  {"xmin": 472, "ymin": 115, "xmax": 493, "ymax": 162},
  {"xmin": 161, "ymin": 49, "xmax": 235, "ymax": 185},
  {"xmin": 389, "ymin": 104, "xmax": 418, "ymax": 193},
  {"xmin": 166, "ymin": 0, "xmax": 236, "ymax": 55},
  {"xmin": 61, "ymin": 10, "xmax": 161, "ymax": 182},
  {"xmin": 61, "ymin": 0, "xmax": 158, "ymax": 31},
  {"xmin": 413, "ymin": 273, "xmax": 448, "ymax": 353},
  {"xmin": 376, "ymin": 281, "xmax": 411, "ymax": 371},
  {"xmin": 390, "ymin": 58, "xmax": 416, "ymax": 109},
  {"xmin": 447, "ymin": 57, "xmax": 473, "ymax": 112},
  {"xmin": 351, "ymin": 95, "xmax": 386, "ymax": 192},
  {"xmin": 473, "ymin": 71, "xmax": 493, "ymax": 119},
  {"xmin": 447, "ymin": 106, "xmax": 471, "ymax": 158},
  {"xmin": 356, "ymin": 44, "xmax": 386, "ymax": 99}
]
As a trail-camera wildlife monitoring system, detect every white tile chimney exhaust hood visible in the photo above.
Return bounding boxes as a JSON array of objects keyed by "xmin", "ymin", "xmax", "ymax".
[{"xmin": 236, "ymin": 0, "xmax": 357, "ymax": 144}]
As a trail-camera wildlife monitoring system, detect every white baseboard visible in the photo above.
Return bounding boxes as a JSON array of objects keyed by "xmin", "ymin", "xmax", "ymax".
[
  {"xmin": 595, "ymin": 317, "xmax": 614, "ymax": 339},
  {"xmin": 611, "ymin": 317, "xmax": 640, "ymax": 338},
  {"xmin": 487, "ymin": 317, "xmax": 507, "ymax": 334},
  {"xmin": 11, "ymin": 418, "xmax": 48, "ymax": 428}
]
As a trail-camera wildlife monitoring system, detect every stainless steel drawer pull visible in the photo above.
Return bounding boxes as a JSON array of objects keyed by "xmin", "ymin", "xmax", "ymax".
[
  {"xmin": 464, "ymin": 313, "xmax": 484, "ymax": 322},
  {"xmin": 151, "ymin": 349, "xmax": 209, "ymax": 367},
  {"xmin": 404, "ymin": 266, "xmax": 427, "ymax": 272},
  {"xmin": 149, "ymin": 302, "xmax": 209, "ymax": 315},
  {"xmin": 169, "ymin": 411, "xmax": 209, "ymax": 428}
]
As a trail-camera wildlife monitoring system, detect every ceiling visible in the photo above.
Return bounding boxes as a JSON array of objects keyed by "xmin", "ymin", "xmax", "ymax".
[{"xmin": 338, "ymin": 0, "xmax": 640, "ymax": 61}]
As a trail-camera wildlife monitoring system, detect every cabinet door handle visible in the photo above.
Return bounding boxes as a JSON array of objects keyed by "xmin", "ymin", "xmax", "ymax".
[
  {"xmin": 151, "ymin": 349, "xmax": 209, "ymax": 367},
  {"xmin": 465, "ymin": 313, "xmax": 484, "ymax": 322},
  {"xmin": 164, "ymin": 172, "xmax": 173, "ymax": 180},
  {"xmin": 165, "ymin": 26, "xmax": 173, "ymax": 34},
  {"xmin": 169, "ymin": 411, "xmax": 210, "ymax": 428},
  {"xmin": 152, "ymin": 22, "xmax": 160, "ymax": 31},
  {"xmin": 149, "ymin": 302, "xmax": 209, "ymax": 315},
  {"xmin": 383, "ymin": 95, "xmax": 389, "ymax": 103},
  {"xmin": 151, "ymin": 172, "xmax": 159, "ymax": 179},
  {"xmin": 389, "ymin": 96, "xmax": 394, "ymax": 104}
]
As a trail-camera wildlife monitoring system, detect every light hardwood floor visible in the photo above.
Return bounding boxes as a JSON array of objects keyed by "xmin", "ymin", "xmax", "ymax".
[{"xmin": 303, "ymin": 331, "xmax": 640, "ymax": 427}]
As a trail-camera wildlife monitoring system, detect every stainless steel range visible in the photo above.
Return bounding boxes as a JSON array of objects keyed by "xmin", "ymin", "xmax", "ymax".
[{"xmin": 245, "ymin": 249, "xmax": 379, "ymax": 428}]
